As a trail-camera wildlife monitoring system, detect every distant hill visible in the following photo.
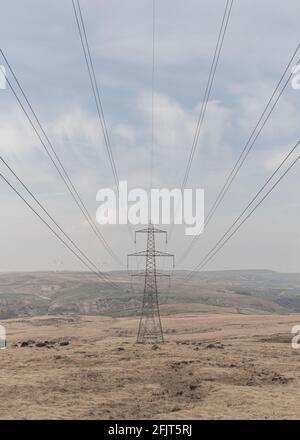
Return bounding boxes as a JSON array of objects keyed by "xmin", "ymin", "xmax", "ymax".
[{"xmin": 0, "ymin": 269, "xmax": 300, "ymax": 319}]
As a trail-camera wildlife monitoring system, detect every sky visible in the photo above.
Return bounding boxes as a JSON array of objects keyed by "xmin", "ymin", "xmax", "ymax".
[{"xmin": 0, "ymin": 0, "xmax": 300, "ymax": 274}]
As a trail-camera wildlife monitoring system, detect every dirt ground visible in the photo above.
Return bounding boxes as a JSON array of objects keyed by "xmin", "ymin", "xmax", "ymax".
[{"xmin": 1, "ymin": 311, "xmax": 300, "ymax": 419}]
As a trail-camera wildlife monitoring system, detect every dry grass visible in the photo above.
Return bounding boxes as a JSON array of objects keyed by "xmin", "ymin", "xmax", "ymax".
[{"xmin": 1, "ymin": 312, "xmax": 300, "ymax": 419}]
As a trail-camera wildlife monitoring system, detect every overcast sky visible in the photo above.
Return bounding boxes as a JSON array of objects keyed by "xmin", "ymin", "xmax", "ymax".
[{"xmin": 0, "ymin": 0, "xmax": 300, "ymax": 273}]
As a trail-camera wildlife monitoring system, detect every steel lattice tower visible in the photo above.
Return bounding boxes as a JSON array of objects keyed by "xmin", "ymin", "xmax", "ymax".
[{"xmin": 128, "ymin": 224, "xmax": 174, "ymax": 344}]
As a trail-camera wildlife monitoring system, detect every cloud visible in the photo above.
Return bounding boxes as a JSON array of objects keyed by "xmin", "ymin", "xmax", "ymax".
[
  {"xmin": 261, "ymin": 146, "xmax": 295, "ymax": 172},
  {"xmin": 0, "ymin": 105, "xmax": 37, "ymax": 158},
  {"xmin": 1, "ymin": 0, "xmax": 300, "ymax": 272},
  {"xmin": 114, "ymin": 123, "xmax": 137, "ymax": 144}
]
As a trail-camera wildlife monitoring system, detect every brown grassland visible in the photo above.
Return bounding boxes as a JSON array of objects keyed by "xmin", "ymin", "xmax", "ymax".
[{"xmin": 1, "ymin": 307, "xmax": 300, "ymax": 419}]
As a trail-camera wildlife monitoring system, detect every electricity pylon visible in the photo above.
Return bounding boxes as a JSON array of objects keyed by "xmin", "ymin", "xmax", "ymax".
[{"xmin": 128, "ymin": 223, "xmax": 174, "ymax": 344}]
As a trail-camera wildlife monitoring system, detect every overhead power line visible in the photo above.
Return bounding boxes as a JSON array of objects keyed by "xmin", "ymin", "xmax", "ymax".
[
  {"xmin": 0, "ymin": 156, "xmax": 119, "ymax": 288},
  {"xmin": 0, "ymin": 171, "xmax": 121, "ymax": 290},
  {"xmin": 178, "ymin": 41, "xmax": 300, "ymax": 265},
  {"xmin": 150, "ymin": 0, "xmax": 156, "ymax": 191},
  {"xmin": 71, "ymin": 0, "xmax": 134, "ymax": 243},
  {"xmin": 71, "ymin": 0, "xmax": 118, "ymax": 189},
  {"xmin": 184, "ymin": 140, "xmax": 300, "ymax": 280},
  {"xmin": 168, "ymin": 0, "xmax": 234, "ymax": 242},
  {"xmin": 181, "ymin": 0, "xmax": 234, "ymax": 191},
  {"xmin": 0, "ymin": 49, "xmax": 122, "ymax": 268}
]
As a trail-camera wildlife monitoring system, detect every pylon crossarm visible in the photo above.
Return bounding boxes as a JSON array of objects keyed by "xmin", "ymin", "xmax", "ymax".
[
  {"xmin": 156, "ymin": 272, "xmax": 171, "ymax": 277},
  {"xmin": 154, "ymin": 250, "xmax": 174, "ymax": 257},
  {"xmin": 128, "ymin": 251, "xmax": 148, "ymax": 257},
  {"xmin": 131, "ymin": 272, "xmax": 170, "ymax": 277},
  {"xmin": 135, "ymin": 227, "xmax": 151, "ymax": 234},
  {"xmin": 151, "ymin": 227, "xmax": 167, "ymax": 234},
  {"xmin": 135, "ymin": 226, "xmax": 168, "ymax": 245},
  {"xmin": 135, "ymin": 226, "xmax": 166, "ymax": 234}
]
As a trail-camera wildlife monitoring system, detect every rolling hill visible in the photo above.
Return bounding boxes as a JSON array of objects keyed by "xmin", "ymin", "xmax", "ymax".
[{"xmin": 1, "ymin": 269, "xmax": 300, "ymax": 319}]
